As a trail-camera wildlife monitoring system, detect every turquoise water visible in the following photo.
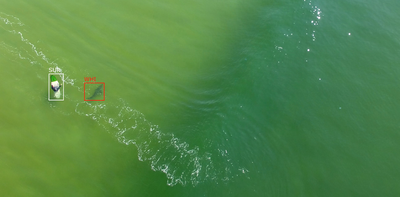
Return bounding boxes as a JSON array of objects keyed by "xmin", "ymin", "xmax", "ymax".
[{"xmin": 1, "ymin": 0, "xmax": 400, "ymax": 196}]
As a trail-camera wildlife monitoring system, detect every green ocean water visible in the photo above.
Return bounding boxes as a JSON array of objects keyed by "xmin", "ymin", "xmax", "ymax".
[{"xmin": 1, "ymin": 0, "xmax": 400, "ymax": 196}]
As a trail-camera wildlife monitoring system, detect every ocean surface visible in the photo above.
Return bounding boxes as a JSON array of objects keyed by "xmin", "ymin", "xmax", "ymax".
[{"xmin": 1, "ymin": 0, "xmax": 400, "ymax": 196}]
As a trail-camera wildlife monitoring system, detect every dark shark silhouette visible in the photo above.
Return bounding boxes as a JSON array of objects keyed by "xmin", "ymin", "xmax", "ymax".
[{"xmin": 88, "ymin": 84, "xmax": 103, "ymax": 99}]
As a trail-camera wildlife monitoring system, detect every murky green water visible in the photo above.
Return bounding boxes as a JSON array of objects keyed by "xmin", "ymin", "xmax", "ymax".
[{"xmin": 1, "ymin": 0, "xmax": 400, "ymax": 196}]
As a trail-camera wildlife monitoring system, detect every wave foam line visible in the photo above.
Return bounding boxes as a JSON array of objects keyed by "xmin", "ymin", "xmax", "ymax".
[
  {"xmin": 0, "ymin": 12, "xmax": 24, "ymax": 26},
  {"xmin": 1, "ymin": 12, "xmax": 246, "ymax": 186},
  {"xmin": 74, "ymin": 99, "xmax": 239, "ymax": 186}
]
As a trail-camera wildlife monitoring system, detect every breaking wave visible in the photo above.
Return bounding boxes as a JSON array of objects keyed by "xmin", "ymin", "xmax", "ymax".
[
  {"xmin": 0, "ymin": 12, "xmax": 247, "ymax": 186},
  {"xmin": 74, "ymin": 100, "xmax": 230, "ymax": 186}
]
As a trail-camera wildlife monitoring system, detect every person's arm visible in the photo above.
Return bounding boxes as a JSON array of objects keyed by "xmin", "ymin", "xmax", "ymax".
[{"xmin": 51, "ymin": 85, "xmax": 61, "ymax": 92}]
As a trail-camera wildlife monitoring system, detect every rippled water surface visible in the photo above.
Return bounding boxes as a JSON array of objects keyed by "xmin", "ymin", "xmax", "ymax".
[{"xmin": 1, "ymin": 0, "xmax": 400, "ymax": 196}]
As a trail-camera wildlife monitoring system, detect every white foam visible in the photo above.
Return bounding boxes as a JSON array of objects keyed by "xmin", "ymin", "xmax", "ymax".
[
  {"xmin": 74, "ymin": 99, "xmax": 244, "ymax": 186},
  {"xmin": 2, "ymin": 13, "xmax": 247, "ymax": 187}
]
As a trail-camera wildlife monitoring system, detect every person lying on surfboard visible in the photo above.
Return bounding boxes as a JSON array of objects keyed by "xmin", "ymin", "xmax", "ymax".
[{"xmin": 50, "ymin": 75, "xmax": 62, "ymax": 98}]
